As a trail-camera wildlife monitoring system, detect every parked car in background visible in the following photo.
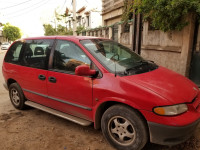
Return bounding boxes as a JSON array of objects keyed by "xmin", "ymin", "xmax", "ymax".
[
  {"xmin": 2, "ymin": 36, "xmax": 200, "ymax": 150},
  {"xmin": 1, "ymin": 42, "xmax": 11, "ymax": 50}
]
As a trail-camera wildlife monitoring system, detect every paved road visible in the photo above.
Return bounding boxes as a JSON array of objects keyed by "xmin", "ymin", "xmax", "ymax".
[{"xmin": 0, "ymin": 51, "xmax": 199, "ymax": 150}]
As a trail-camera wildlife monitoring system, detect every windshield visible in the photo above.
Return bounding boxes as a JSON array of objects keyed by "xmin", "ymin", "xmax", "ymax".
[{"xmin": 80, "ymin": 39, "xmax": 158, "ymax": 76}]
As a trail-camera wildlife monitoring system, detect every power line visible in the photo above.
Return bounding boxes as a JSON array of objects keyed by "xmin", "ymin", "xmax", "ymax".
[
  {"xmin": 5, "ymin": 0, "xmax": 47, "ymax": 16},
  {"xmin": 84, "ymin": 0, "xmax": 89, "ymax": 4},
  {"xmin": 56, "ymin": 0, "xmax": 67, "ymax": 14},
  {"xmin": 61, "ymin": 0, "xmax": 67, "ymax": 11},
  {"xmin": 4, "ymin": 0, "xmax": 50, "ymax": 19},
  {"xmin": 0, "ymin": 0, "xmax": 33, "ymax": 10}
]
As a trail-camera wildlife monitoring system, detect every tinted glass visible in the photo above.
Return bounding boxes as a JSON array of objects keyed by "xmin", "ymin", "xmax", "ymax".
[
  {"xmin": 21, "ymin": 39, "xmax": 54, "ymax": 69},
  {"xmin": 53, "ymin": 40, "xmax": 91, "ymax": 74},
  {"xmin": 4, "ymin": 42, "xmax": 23, "ymax": 64},
  {"xmin": 80, "ymin": 39, "xmax": 158, "ymax": 76}
]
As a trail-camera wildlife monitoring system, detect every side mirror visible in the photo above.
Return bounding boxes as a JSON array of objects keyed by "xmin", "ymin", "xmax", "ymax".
[{"xmin": 75, "ymin": 65, "xmax": 97, "ymax": 77}]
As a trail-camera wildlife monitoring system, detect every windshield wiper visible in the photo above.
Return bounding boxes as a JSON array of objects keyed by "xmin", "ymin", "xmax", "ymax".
[
  {"xmin": 135, "ymin": 60, "xmax": 149, "ymax": 65},
  {"xmin": 124, "ymin": 60, "xmax": 149, "ymax": 75}
]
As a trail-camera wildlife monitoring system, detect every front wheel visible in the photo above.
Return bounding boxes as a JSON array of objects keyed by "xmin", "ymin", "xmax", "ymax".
[{"xmin": 101, "ymin": 105, "xmax": 148, "ymax": 150}]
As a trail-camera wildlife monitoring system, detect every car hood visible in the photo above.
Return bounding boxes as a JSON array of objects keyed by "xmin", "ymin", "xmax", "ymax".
[{"xmin": 122, "ymin": 66, "xmax": 199, "ymax": 104}]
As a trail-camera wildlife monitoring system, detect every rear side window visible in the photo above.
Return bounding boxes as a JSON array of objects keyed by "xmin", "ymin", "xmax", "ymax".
[
  {"xmin": 4, "ymin": 42, "xmax": 23, "ymax": 64},
  {"xmin": 21, "ymin": 39, "xmax": 54, "ymax": 69}
]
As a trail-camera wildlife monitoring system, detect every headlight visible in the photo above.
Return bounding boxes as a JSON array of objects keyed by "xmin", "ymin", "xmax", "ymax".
[{"xmin": 153, "ymin": 104, "xmax": 188, "ymax": 116}]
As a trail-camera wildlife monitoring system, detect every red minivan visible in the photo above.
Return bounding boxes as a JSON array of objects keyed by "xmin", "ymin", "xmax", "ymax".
[{"xmin": 2, "ymin": 36, "xmax": 200, "ymax": 150}]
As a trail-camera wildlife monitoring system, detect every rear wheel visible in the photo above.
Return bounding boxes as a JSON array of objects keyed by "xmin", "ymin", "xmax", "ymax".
[
  {"xmin": 9, "ymin": 83, "xmax": 26, "ymax": 110},
  {"xmin": 101, "ymin": 105, "xmax": 148, "ymax": 150}
]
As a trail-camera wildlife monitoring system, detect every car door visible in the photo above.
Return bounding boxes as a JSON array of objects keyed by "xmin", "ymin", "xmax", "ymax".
[
  {"xmin": 47, "ymin": 39, "xmax": 93, "ymax": 121},
  {"xmin": 18, "ymin": 39, "xmax": 54, "ymax": 106}
]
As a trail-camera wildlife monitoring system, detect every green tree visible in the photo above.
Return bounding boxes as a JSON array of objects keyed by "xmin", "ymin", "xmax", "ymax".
[
  {"xmin": 124, "ymin": 0, "xmax": 200, "ymax": 32},
  {"xmin": 43, "ymin": 24, "xmax": 73, "ymax": 36},
  {"xmin": 122, "ymin": 0, "xmax": 134, "ymax": 22},
  {"xmin": 3, "ymin": 23, "xmax": 22, "ymax": 41},
  {"xmin": 57, "ymin": 24, "xmax": 66, "ymax": 35},
  {"xmin": 57, "ymin": 24, "xmax": 73, "ymax": 35},
  {"xmin": 43, "ymin": 24, "xmax": 56, "ymax": 36}
]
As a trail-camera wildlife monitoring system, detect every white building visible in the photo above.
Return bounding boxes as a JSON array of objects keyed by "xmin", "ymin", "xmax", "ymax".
[{"xmin": 66, "ymin": 6, "xmax": 102, "ymax": 30}]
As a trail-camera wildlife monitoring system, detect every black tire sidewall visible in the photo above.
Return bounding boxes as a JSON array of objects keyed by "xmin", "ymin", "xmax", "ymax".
[
  {"xmin": 101, "ymin": 105, "xmax": 148, "ymax": 150},
  {"xmin": 9, "ymin": 83, "xmax": 26, "ymax": 110}
]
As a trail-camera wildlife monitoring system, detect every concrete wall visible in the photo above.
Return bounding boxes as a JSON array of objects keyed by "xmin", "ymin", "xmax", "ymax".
[
  {"xmin": 84, "ymin": 23, "xmax": 131, "ymax": 47},
  {"xmin": 141, "ymin": 15, "xmax": 196, "ymax": 76}
]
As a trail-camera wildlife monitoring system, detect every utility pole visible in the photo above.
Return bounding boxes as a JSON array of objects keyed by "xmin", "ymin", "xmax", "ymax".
[
  {"xmin": 73, "ymin": 0, "xmax": 77, "ymax": 36},
  {"xmin": 132, "ymin": 0, "xmax": 142, "ymax": 55}
]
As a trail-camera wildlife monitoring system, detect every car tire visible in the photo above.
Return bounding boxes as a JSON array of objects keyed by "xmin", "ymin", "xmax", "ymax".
[
  {"xmin": 101, "ymin": 104, "xmax": 148, "ymax": 150},
  {"xmin": 9, "ymin": 83, "xmax": 26, "ymax": 110}
]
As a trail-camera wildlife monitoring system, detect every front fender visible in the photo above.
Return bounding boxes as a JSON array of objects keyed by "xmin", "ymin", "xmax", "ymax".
[{"xmin": 92, "ymin": 97, "xmax": 144, "ymax": 129}]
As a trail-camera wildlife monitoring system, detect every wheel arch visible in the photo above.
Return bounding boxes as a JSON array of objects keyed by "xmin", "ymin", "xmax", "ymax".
[
  {"xmin": 7, "ymin": 78, "xmax": 17, "ymax": 88},
  {"xmin": 94, "ymin": 101, "xmax": 148, "ymax": 130}
]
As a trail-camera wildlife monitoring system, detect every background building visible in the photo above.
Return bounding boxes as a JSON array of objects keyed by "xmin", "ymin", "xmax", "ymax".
[
  {"xmin": 66, "ymin": 6, "xmax": 102, "ymax": 29},
  {"xmin": 102, "ymin": 0, "xmax": 124, "ymax": 26}
]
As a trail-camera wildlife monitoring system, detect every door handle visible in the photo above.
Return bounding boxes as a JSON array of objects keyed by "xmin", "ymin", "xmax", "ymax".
[
  {"xmin": 38, "ymin": 74, "xmax": 46, "ymax": 81},
  {"xmin": 48, "ymin": 77, "xmax": 57, "ymax": 83}
]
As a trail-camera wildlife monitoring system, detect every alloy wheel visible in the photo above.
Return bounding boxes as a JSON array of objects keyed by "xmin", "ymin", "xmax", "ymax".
[{"xmin": 108, "ymin": 116, "xmax": 136, "ymax": 146}]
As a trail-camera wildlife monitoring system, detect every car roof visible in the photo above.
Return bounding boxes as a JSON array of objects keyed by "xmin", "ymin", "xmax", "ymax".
[{"xmin": 22, "ymin": 36, "xmax": 107, "ymax": 41}]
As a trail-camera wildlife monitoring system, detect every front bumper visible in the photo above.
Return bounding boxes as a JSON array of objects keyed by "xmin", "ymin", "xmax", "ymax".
[{"xmin": 148, "ymin": 119, "xmax": 200, "ymax": 146}]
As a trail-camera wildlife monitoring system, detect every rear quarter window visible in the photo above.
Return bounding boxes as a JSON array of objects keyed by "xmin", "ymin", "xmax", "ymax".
[{"xmin": 4, "ymin": 42, "xmax": 23, "ymax": 64}]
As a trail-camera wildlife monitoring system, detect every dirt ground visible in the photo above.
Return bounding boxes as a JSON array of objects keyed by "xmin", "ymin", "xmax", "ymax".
[{"xmin": 0, "ymin": 51, "xmax": 199, "ymax": 150}]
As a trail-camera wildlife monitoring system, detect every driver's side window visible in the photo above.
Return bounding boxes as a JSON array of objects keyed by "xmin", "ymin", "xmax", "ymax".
[{"xmin": 53, "ymin": 40, "xmax": 91, "ymax": 74}]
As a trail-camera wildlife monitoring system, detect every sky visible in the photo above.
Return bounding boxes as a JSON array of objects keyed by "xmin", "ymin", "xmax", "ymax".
[{"xmin": 0, "ymin": 0, "xmax": 102, "ymax": 37}]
